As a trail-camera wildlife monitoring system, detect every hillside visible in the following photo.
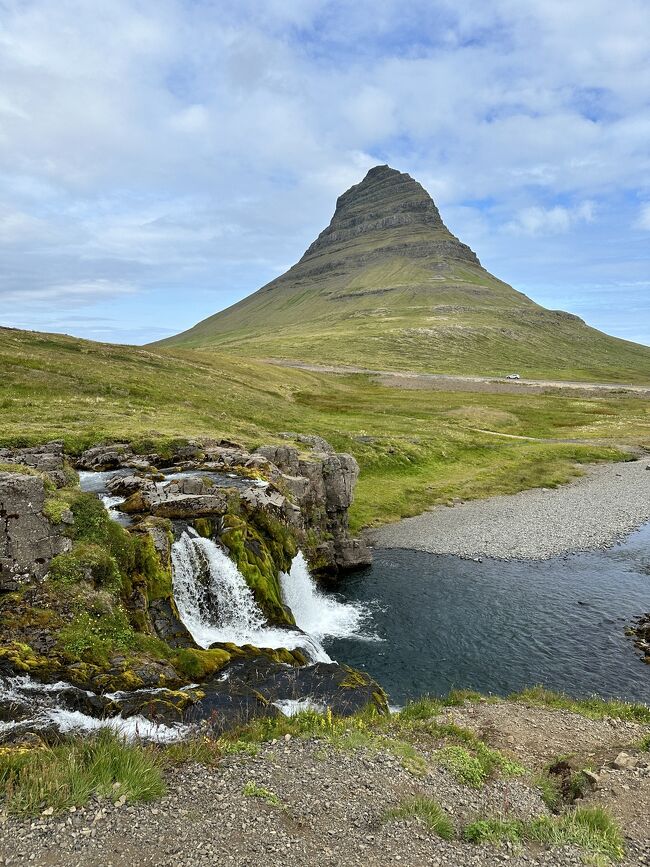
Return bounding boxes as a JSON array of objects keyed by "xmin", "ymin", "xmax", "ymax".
[
  {"xmin": 1, "ymin": 325, "xmax": 647, "ymax": 531},
  {"xmin": 155, "ymin": 165, "xmax": 650, "ymax": 383}
]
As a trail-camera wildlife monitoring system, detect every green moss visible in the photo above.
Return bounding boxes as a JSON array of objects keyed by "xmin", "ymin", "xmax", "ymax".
[
  {"xmin": 43, "ymin": 490, "xmax": 72, "ymax": 525},
  {"xmin": 219, "ymin": 513, "xmax": 295, "ymax": 626},
  {"xmin": 173, "ymin": 648, "xmax": 231, "ymax": 679},
  {"xmin": 193, "ymin": 517, "xmax": 213, "ymax": 538},
  {"xmin": 57, "ymin": 608, "xmax": 136, "ymax": 667},
  {"xmin": 49, "ymin": 543, "xmax": 121, "ymax": 590},
  {"xmin": 68, "ymin": 492, "xmax": 135, "ymax": 578},
  {"xmin": 133, "ymin": 532, "xmax": 172, "ymax": 601}
]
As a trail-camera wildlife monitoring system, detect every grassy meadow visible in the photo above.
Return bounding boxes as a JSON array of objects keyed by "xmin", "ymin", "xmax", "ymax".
[{"xmin": 1, "ymin": 326, "xmax": 648, "ymax": 531}]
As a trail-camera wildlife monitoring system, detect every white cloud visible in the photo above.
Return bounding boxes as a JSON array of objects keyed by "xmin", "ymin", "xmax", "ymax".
[
  {"xmin": 0, "ymin": 0, "xmax": 647, "ymax": 343},
  {"xmin": 0, "ymin": 278, "xmax": 137, "ymax": 307},
  {"xmin": 506, "ymin": 201, "xmax": 596, "ymax": 236}
]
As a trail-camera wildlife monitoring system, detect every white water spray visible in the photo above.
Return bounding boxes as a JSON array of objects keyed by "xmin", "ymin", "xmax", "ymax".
[
  {"xmin": 280, "ymin": 551, "xmax": 377, "ymax": 641},
  {"xmin": 0, "ymin": 675, "xmax": 187, "ymax": 743},
  {"xmin": 171, "ymin": 532, "xmax": 332, "ymax": 662}
]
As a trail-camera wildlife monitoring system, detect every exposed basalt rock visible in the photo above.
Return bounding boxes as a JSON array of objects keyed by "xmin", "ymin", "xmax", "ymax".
[
  {"xmin": 106, "ymin": 474, "xmax": 155, "ymax": 497},
  {"xmin": 300, "ymin": 165, "xmax": 480, "ymax": 270},
  {"xmin": 254, "ymin": 439, "xmax": 371, "ymax": 572},
  {"xmin": 627, "ymin": 613, "xmax": 650, "ymax": 663},
  {"xmin": 183, "ymin": 657, "xmax": 388, "ymax": 732},
  {"xmin": 77, "ymin": 443, "xmax": 135, "ymax": 471},
  {"xmin": 0, "ymin": 472, "xmax": 71, "ymax": 591},
  {"xmin": 0, "ymin": 441, "xmax": 69, "ymax": 487}
]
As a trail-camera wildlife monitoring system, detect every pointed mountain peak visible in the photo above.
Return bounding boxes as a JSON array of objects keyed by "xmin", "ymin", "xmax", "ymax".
[{"xmin": 301, "ymin": 164, "xmax": 471, "ymax": 264}]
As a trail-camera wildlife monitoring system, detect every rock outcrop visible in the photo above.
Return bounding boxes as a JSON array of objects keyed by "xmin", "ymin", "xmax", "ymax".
[
  {"xmin": 0, "ymin": 441, "xmax": 69, "ymax": 487},
  {"xmin": 0, "ymin": 435, "xmax": 383, "ymax": 738},
  {"xmin": 255, "ymin": 435, "xmax": 372, "ymax": 572},
  {"xmin": 0, "ymin": 472, "xmax": 71, "ymax": 591}
]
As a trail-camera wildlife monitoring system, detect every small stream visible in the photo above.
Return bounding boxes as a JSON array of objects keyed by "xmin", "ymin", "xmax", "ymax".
[{"xmin": 327, "ymin": 523, "xmax": 650, "ymax": 705}]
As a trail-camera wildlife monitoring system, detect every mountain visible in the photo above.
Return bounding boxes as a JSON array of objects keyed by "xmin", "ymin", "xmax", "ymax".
[{"xmin": 155, "ymin": 165, "xmax": 650, "ymax": 382}]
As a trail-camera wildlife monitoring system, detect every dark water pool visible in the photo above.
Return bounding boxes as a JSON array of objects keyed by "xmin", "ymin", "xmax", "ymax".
[{"xmin": 326, "ymin": 524, "xmax": 650, "ymax": 706}]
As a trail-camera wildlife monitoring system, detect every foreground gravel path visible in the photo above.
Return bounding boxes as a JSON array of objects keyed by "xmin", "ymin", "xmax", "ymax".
[
  {"xmin": 370, "ymin": 459, "xmax": 650, "ymax": 560},
  {"xmin": 1, "ymin": 701, "xmax": 648, "ymax": 867}
]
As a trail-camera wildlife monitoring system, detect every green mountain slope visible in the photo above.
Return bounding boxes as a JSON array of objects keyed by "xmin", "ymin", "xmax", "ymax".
[{"xmin": 154, "ymin": 165, "xmax": 650, "ymax": 383}]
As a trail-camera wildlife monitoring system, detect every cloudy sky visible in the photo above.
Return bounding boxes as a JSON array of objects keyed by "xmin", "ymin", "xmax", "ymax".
[{"xmin": 1, "ymin": 0, "xmax": 649, "ymax": 346}]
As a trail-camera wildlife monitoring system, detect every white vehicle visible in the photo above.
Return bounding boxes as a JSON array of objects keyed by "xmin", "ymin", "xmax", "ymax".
[{"xmin": 506, "ymin": 373, "xmax": 521, "ymax": 380}]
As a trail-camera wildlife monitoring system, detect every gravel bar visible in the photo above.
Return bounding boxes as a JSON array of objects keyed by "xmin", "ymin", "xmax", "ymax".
[{"xmin": 370, "ymin": 459, "xmax": 650, "ymax": 560}]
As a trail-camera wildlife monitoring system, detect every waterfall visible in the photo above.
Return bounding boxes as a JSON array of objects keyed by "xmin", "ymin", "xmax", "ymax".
[
  {"xmin": 280, "ymin": 551, "xmax": 376, "ymax": 641},
  {"xmin": 0, "ymin": 675, "xmax": 188, "ymax": 743},
  {"xmin": 171, "ymin": 532, "xmax": 332, "ymax": 662}
]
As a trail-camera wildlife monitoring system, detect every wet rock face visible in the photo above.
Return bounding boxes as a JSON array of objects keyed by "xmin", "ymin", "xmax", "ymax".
[
  {"xmin": 183, "ymin": 657, "xmax": 387, "ymax": 732},
  {"xmin": 254, "ymin": 441, "xmax": 371, "ymax": 572},
  {"xmin": 0, "ymin": 472, "xmax": 71, "ymax": 591}
]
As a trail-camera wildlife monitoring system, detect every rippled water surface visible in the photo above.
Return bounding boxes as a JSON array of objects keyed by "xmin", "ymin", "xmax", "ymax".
[{"xmin": 327, "ymin": 524, "xmax": 650, "ymax": 705}]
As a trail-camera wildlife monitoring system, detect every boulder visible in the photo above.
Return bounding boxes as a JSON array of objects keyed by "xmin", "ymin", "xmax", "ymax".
[
  {"xmin": 0, "ymin": 441, "xmax": 68, "ymax": 487},
  {"xmin": 105, "ymin": 474, "xmax": 155, "ymax": 497},
  {"xmin": 77, "ymin": 443, "xmax": 134, "ymax": 471},
  {"xmin": 0, "ymin": 472, "xmax": 71, "ymax": 591},
  {"xmin": 183, "ymin": 656, "xmax": 387, "ymax": 732}
]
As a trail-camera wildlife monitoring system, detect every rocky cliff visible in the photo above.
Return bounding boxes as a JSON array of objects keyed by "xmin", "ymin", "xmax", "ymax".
[{"xmin": 0, "ymin": 436, "xmax": 383, "ymax": 739}]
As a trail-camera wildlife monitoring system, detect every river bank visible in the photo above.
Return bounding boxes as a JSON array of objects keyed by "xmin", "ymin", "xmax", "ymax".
[{"xmin": 369, "ymin": 459, "xmax": 650, "ymax": 560}]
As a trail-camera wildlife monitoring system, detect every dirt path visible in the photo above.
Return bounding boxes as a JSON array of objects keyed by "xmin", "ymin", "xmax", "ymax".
[{"xmin": 269, "ymin": 360, "xmax": 650, "ymax": 398}]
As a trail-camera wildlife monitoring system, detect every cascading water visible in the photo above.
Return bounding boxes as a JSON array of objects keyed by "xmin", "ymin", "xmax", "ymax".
[
  {"xmin": 279, "ymin": 551, "xmax": 376, "ymax": 641},
  {"xmin": 171, "ymin": 532, "xmax": 333, "ymax": 662},
  {"xmin": 0, "ymin": 675, "xmax": 188, "ymax": 743}
]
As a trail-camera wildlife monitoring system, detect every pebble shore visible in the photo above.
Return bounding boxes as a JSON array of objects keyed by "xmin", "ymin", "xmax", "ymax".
[{"xmin": 370, "ymin": 459, "xmax": 650, "ymax": 560}]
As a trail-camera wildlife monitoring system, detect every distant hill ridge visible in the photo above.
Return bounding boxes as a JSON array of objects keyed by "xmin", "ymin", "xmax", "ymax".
[{"xmin": 154, "ymin": 165, "xmax": 650, "ymax": 383}]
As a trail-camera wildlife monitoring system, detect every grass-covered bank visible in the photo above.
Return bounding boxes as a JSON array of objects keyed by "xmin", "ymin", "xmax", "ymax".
[{"xmin": 1, "ymin": 327, "xmax": 648, "ymax": 531}]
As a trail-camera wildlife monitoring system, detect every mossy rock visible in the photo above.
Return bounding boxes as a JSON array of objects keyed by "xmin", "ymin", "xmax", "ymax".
[
  {"xmin": 219, "ymin": 513, "xmax": 296, "ymax": 627},
  {"xmin": 173, "ymin": 648, "xmax": 231, "ymax": 680},
  {"xmin": 49, "ymin": 542, "xmax": 121, "ymax": 591},
  {"xmin": 213, "ymin": 642, "xmax": 307, "ymax": 667},
  {"xmin": 193, "ymin": 517, "xmax": 214, "ymax": 538},
  {"xmin": 132, "ymin": 531, "xmax": 173, "ymax": 601}
]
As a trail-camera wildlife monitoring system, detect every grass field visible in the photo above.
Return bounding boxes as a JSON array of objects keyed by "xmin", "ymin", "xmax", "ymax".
[{"xmin": 1, "ymin": 326, "xmax": 648, "ymax": 530}]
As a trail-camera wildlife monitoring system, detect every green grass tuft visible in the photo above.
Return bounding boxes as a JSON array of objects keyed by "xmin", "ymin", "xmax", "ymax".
[
  {"xmin": 0, "ymin": 732, "xmax": 165, "ymax": 815},
  {"xmin": 464, "ymin": 816, "xmax": 523, "ymax": 844},
  {"xmin": 463, "ymin": 807, "xmax": 625, "ymax": 862},
  {"xmin": 384, "ymin": 796, "xmax": 454, "ymax": 839},
  {"xmin": 510, "ymin": 686, "xmax": 650, "ymax": 724}
]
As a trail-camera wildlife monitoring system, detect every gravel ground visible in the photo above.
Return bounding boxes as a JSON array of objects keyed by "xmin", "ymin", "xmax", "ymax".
[
  {"xmin": 1, "ymin": 701, "xmax": 648, "ymax": 867},
  {"xmin": 370, "ymin": 459, "xmax": 650, "ymax": 560}
]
